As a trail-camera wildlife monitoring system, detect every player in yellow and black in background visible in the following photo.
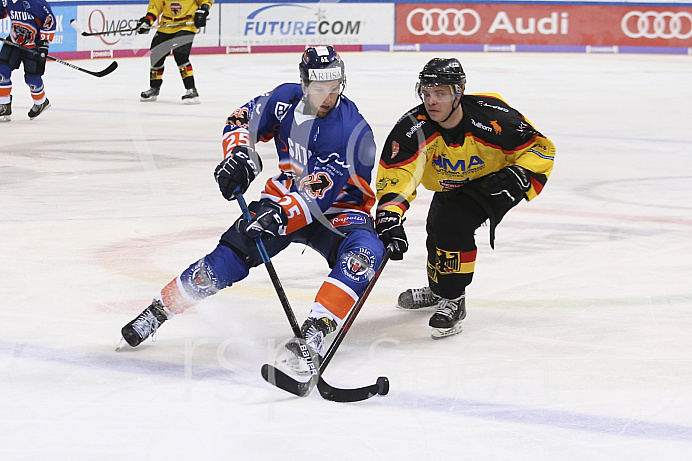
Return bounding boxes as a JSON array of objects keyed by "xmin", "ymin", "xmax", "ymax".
[
  {"xmin": 136, "ymin": 0, "xmax": 213, "ymax": 104},
  {"xmin": 375, "ymin": 57, "xmax": 555, "ymax": 339}
]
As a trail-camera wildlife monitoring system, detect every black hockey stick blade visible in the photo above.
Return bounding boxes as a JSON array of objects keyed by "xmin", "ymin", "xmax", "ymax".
[
  {"xmin": 261, "ymin": 364, "xmax": 316, "ymax": 397},
  {"xmin": 0, "ymin": 37, "xmax": 117, "ymax": 78},
  {"xmin": 57, "ymin": 59, "xmax": 118, "ymax": 78},
  {"xmin": 317, "ymin": 376, "xmax": 389, "ymax": 402},
  {"xmin": 261, "ymin": 364, "xmax": 389, "ymax": 402}
]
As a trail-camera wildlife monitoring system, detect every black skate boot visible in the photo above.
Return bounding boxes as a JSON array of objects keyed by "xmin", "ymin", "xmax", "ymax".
[
  {"xmin": 28, "ymin": 99, "xmax": 50, "ymax": 120},
  {"xmin": 140, "ymin": 87, "xmax": 160, "ymax": 102},
  {"xmin": 0, "ymin": 96, "xmax": 11, "ymax": 122},
  {"xmin": 397, "ymin": 286, "xmax": 440, "ymax": 309},
  {"xmin": 284, "ymin": 316, "xmax": 337, "ymax": 374},
  {"xmin": 118, "ymin": 300, "xmax": 169, "ymax": 349},
  {"xmin": 181, "ymin": 87, "xmax": 199, "ymax": 105},
  {"xmin": 429, "ymin": 293, "xmax": 466, "ymax": 339}
]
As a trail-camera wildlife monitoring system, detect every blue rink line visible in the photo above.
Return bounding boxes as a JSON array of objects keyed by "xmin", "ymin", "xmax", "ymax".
[{"xmin": 3, "ymin": 339, "xmax": 692, "ymax": 442}]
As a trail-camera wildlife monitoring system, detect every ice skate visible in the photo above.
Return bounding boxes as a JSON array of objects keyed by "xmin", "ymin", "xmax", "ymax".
[
  {"xmin": 181, "ymin": 87, "xmax": 200, "ymax": 105},
  {"xmin": 282, "ymin": 316, "xmax": 337, "ymax": 375},
  {"xmin": 28, "ymin": 99, "xmax": 50, "ymax": 120},
  {"xmin": 117, "ymin": 300, "xmax": 169, "ymax": 350},
  {"xmin": 397, "ymin": 286, "xmax": 440, "ymax": 309},
  {"xmin": 0, "ymin": 96, "xmax": 11, "ymax": 122},
  {"xmin": 140, "ymin": 87, "xmax": 160, "ymax": 102},
  {"xmin": 429, "ymin": 294, "xmax": 466, "ymax": 339}
]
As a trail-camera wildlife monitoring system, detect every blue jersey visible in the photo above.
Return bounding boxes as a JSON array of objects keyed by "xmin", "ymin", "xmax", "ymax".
[
  {"xmin": 223, "ymin": 83, "xmax": 377, "ymax": 235},
  {"xmin": 1, "ymin": 0, "xmax": 56, "ymax": 47}
]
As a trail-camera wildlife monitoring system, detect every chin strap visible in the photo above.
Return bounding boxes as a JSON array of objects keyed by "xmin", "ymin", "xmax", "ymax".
[{"xmin": 439, "ymin": 95, "xmax": 462, "ymax": 124}]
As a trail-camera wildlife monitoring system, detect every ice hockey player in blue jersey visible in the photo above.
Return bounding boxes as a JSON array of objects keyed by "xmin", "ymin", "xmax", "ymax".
[
  {"xmin": 0, "ymin": 0, "xmax": 56, "ymax": 121},
  {"xmin": 119, "ymin": 46, "xmax": 385, "ymax": 373}
]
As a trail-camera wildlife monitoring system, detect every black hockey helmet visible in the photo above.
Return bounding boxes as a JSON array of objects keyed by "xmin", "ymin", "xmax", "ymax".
[
  {"xmin": 416, "ymin": 57, "xmax": 466, "ymax": 98},
  {"xmin": 299, "ymin": 45, "xmax": 346, "ymax": 93}
]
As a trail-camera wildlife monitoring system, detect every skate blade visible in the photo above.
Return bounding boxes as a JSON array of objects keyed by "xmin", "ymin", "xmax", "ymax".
[
  {"xmin": 431, "ymin": 323, "xmax": 463, "ymax": 339},
  {"xmin": 115, "ymin": 337, "xmax": 130, "ymax": 351},
  {"xmin": 396, "ymin": 303, "xmax": 432, "ymax": 310}
]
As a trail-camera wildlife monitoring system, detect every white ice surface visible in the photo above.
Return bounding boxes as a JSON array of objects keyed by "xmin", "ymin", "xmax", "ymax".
[{"xmin": 2, "ymin": 51, "xmax": 692, "ymax": 460}]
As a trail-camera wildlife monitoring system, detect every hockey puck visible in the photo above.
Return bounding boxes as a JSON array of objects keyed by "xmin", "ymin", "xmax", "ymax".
[{"xmin": 376, "ymin": 376, "xmax": 389, "ymax": 395}]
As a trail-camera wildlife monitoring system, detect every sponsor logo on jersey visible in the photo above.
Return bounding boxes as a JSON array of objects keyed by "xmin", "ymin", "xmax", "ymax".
[
  {"xmin": 476, "ymin": 100, "xmax": 509, "ymax": 112},
  {"xmin": 406, "ymin": 120, "xmax": 425, "ymax": 138},
  {"xmin": 490, "ymin": 120, "xmax": 502, "ymax": 135},
  {"xmin": 288, "ymin": 138, "xmax": 311, "ymax": 165},
  {"xmin": 330, "ymin": 213, "xmax": 367, "ymax": 227},
  {"xmin": 438, "ymin": 178, "xmax": 470, "ymax": 190},
  {"xmin": 10, "ymin": 10, "xmax": 33, "ymax": 21},
  {"xmin": 471, "ymin": 118, "xmax": 493, "ymax": 133},
  {"xmin": 433, "ymin": 153, "xmax": 485, "ymax": 172}
]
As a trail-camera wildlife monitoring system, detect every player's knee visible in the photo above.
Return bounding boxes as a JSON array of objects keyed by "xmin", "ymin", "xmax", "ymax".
[
  {"xmin": 178, "ymin": 246, "xmax": 250, "ymax": 300},
  {"xmin": 179, "ymin": 258, "xmax": 222, "ymax": 300},
  {"xmin": 335, "ymin": 232, "xmax": 384, "ymax": 289}
]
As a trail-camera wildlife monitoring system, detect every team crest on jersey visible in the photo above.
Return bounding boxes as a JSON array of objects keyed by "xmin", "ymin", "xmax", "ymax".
[
  {"xmin": 300, "ymin": 172, "xmax": 333, "ymax": 199},
  {"xmin": 274, "ymin": 102, "xmax": 290, "ymax": 121},
  {"xmin": 226, "ymin": 107, "xmax": 250, "ymax": 128},
  {"xmin": 11, "ymin": 24, "xmax": 33, "ymax": 45},
  {"xmin": 390, "ymin": 141, "xmax": 399, "ymax": 159},
  {"xmin": 43, "ymin": 14, "xmax": 54, "ymax": 29},
  {"xmin": 170, "ymin": 3, "xmax": 183, "ymax": 16},
  {"xmin": 340, "ymin": 248, "xmax": 376, "ymax": 283},
  {"xmin": 376, "ymin": 176, "xmax": 399, "ymax": 191}
]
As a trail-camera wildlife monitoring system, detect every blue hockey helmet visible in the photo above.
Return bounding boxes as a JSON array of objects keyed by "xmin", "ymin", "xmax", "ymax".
[{"xmin": 299, "ymin": 45, "xmax": 346, "ymax": 93}]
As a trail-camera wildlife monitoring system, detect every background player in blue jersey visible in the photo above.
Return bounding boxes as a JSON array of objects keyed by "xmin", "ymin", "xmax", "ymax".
[
  {"xmin": 119, "ymin": 46, "xmax": 385, "ymax": 372},
  {"xmin": 0, "ymin": 0, "xmax": 55, "ymax": 121}
]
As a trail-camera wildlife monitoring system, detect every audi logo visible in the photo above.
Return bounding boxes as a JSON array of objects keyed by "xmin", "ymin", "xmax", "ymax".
[
  {"xmin": 406, "ymin": 8, "xmax": 481, "ymax": 36},
  {"xmin": 621, "ymin": 10, "xmax": 692, "ymax": 39}
]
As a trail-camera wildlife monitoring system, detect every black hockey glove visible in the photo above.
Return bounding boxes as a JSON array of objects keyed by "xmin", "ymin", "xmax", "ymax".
[
  {"xmin": 136, "ymin": 16, "xmax": 152, "ymax": 34},
  {"xmin": 194, "ymin": 4, "xmax": 210, "ymax": 28},
  {"xmin": 483, "ymin": 165, "xmax": 531, "ymax": 205},
  {"xmin": 35, "ymin": 40, "xmax": 49, "ymax": 75},
  {"xmin": 214, "ymin": 146, "xmax": 263, "ymax": 200},
  {"xmin": 244, "ymin": 201, "xmax": 288, "ymax": 239},
  {"xmin": 375, "ymin": 210, "xmax": 408, "ymax": 261}
]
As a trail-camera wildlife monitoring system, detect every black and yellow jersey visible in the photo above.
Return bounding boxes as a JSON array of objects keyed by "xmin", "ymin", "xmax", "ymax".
[
  {"xmin": 145, "ymin": 0, "xmax": 213, "ymax": 34},
  {"xmin": 376, "ymin": 93, "xmax": 555, "ymax": 216}
]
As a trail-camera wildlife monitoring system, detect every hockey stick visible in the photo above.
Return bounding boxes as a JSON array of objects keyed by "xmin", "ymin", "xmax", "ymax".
[
  {"xmin": 234, "ymin": 192, "xmax": 321, "ymax": 384},
  {"xmin": 0, "ymin": 38, "xmax": 118, "ymax": 78},
  {"xmin": 261, "ymin": 246, "xmax": 392, "ymax": 402},
  {"xmin": 70, "ymin": 19, "xmax": 194, "ymax": 36}
]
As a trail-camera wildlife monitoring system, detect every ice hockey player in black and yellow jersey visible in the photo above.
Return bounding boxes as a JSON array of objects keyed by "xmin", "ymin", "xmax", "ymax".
[
  {"xmin": 375, "ymin": 57, "xmax": 555, "ymax": 339},
  {"xmin": 136, "ymin": 0, "xmax": 213, "ymax": 104}
]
